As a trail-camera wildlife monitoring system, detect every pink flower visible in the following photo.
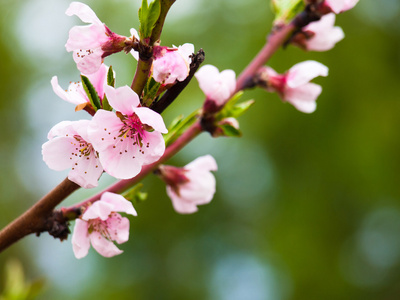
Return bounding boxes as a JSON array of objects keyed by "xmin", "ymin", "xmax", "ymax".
[
  {"xmin": 42, "ymin": 120, "xmax": 103, "ymax": 188},
  {"xmin": 72, "ymin": 192, "xmax": 137, "ymax": 259},
  {"xmin": 88, "ymin": 85, "xmax": 168, "ymax": 179},
  {"xmin": 262, "ymin": 60, "xmax": 328, "ymax": 113},
  {"xmin": 292, "ymin": 13, "xmax": 344, "ymax": 51},
  {"xmin": 65, "ymin": 2, "xmax": 131, "ymax": 74},
  {"xmin": 323, "ymin": 0, "xmax": 359, "ymax": 14},
  {"xmin": 152, "ymin": 43, "xmax": 194, "ymax": 85},
  {"xmin": 158, "ymin": 155, "xmax": 218, "ymax": 214},
  {"xmin": 195, "ymin": 64, "xmax": 236, "ymax": 111},
  {"xmin": 51, "ymin": 63, "xmax": 109, "ymax": 106}
]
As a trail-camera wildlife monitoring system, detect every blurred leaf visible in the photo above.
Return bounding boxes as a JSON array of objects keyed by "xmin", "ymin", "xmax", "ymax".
[
  {"xmin": 271, "ymin": 0, "xmax": 304, "ymax": 24},
  {"xmin": 122, "ymin": 183, "xmax": 148, "ymax": 203},
  {"xmin": 164, "ymin": 109, "xmax": 201, "ymax": 147}
]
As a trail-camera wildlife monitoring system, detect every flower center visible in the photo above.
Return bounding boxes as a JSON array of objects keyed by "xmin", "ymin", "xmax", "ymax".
[
  {"xmin": 87, "ymin": 212, "xmax": 122, "ymax": 241},
  {"xmin": 118, "ymin": 114, "xmax": 149, "ymax": 152}
]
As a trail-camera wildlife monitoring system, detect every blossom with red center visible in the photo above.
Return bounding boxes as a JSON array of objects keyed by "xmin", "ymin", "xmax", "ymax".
[
  {"xmin": 195, "ymin": 64, "xmax": 236, "ymax": 112},
  {"xmin": 72, "ymin": 192, "xmax": 137, "ymax": 258},
  {"xmin": 292, "ymin": 13, "xmax": 345, "ymax": 51},
  {"xmin": 65, "ymin": 2, "xmax": 134, "ymax": 74},
  {"xmin": 88, "ymin": 85, "xmax": 168, "ymax": 179},
  {"xmin": 158, "ymin": 155, "xmax": 218, "ymax": 214},
  {"xmin": 259, "ymin": 60, "xmax": 328, "ymax": 113},
  {"xmin": 51, "ymin": 64, "xmax": 110, "ymax": 106},
  {"xmin": 152, "ymin": 43, "xmax": 194, "ymax": 85},
  {"xmin": 42, "ymin": 120, "xmax": 103, "ymax": 188}
]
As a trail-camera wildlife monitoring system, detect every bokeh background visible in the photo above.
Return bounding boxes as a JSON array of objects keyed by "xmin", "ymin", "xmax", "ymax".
[{"xmin": 1, "ymin": 0, "xmax": 400, "ymax": 299}]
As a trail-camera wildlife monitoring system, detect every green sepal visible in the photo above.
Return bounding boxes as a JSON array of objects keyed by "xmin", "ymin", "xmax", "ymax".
[
  {"xmin": 142, "ymin": 77, "xmax": 161, "ymax": 107},
  {"xmin": 219, "ymin": 123, "xmax": 242, "ymax": 138},
  {"xmin": 122, "ymin": 183, "xmax": 148, "ymax": 203},
  {"xmin": 81, "ymin": 75, "xmax": 101, "ymax": 111},
  {"xmin": 271, "ymin": 0, "xmax": 305, "ymax": 24},
  {"xmin": 101, "ymin": 94, "xmax": 113, "ymax": 111},
  {"xmin": 218, "ymin": 92, "xmax": 255, "ymax": 119},
  {"xmin": 138, "ymin": 0, "xmax": 161, "ymax": 40},
  {"xmin": 107, "ymin": 65, "xmax": 115, "ymax": 87},
  {"xmin": 164, "ymin": 109, "xmax": 201, "ymax": 147}
]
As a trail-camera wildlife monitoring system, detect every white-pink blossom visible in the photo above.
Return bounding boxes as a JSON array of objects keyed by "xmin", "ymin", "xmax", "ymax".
[
  {"xmin": 65, "ymin": 2, "xmax": 130, "ymax": 74},
  {"xmin": 324, "ymin": 0, "xmax": 359, "ymax": 14},
  {"xmin": 72, "ymin": 192, "xmax": 137, "ymax": 259},
  {"xmin": 51, "ymin": 64, "xmax": 109, "ymax": 106},
  {"xmin": 293, "ymin": 13, "xmax": 345, "ymax": 51},
  {"xmin": 159, "ymin": 155, "xmax": 218, "ymax": 214},
  {"xmin": 262, "ymin": 60, "xmax": 328, "ymax": 113},
  {"xmin": 42, "ymin": 120, "xmax": 103, "ymax": 188},
  {"xmin": 88, "ymin": 85, "xmax": 168, "ymax": 179},
  {"xmin": 152, "ymin": 43, "xmax": 194, "ymax": 85}
]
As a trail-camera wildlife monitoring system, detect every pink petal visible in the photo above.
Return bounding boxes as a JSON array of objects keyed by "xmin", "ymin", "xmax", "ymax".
[
  {"xmin": 101, "ymin": 192, "xmax": 137, "ymax": 216},
  {"xmin": 46, "ymin": 120, "xmax": 75, "ymax": 139},
  {"xmin": 133, "ymin": 107, "xmax": 168, "ymax": 134},
  {"xmin": 88, "ymin": 110, "xmax": 124, "ymax": 152},
  {"xmin": 140, "ymin": 131, "xmax": 166, "ymax": 165},
  {"xmin": 42, "ymin": 136, "xmax": 80, "ymax": 171},
  {"xmin": 66, "ymin": 2, "xmax": 103, "ymax": 25},
  {"xmin": 73, "ymin": 47, "xmax": 104, "ymax": 75},
  {"xmin": 195, "ymin": 64, "xmax": 221, "ymax": 97},
  {"xmin": 285, "ymin": 82, "xmax": 322, "ymax": 113},
  {"xmin": 84, "ymin": 63, "xmax": 109, "ymax": 98},
  {"xmin": 82, "ymin": 201, "xmax": 114, "ymax": 221},
  {"xmin": 286, "ymin": 60, "xmax": 328, "ymax": 88},
  {"xmin": 72, "ymin": 219, "xmax": 90, "ymax": 259},
  {"xmin": 51, "ymin": 76, "xmax": 88, "ymax": 105},
  {"xmin": 66, "ymin": 24, "xmax": 105, "ymax": 52},
  {"xmin": 107, "ymin": 215, "xmax": 130, "ymax": 244},
  {"xmin": 180, "ymin": 171, "xmax": 216, "ymax": 204},
  {"xmin": 167, "ymin": 187, "xmax": 199, "ymax": 214},
  {"xmin": 67, "ymin": 151, "xmax": 103, "ymax": 189},
  {"xmin": 185, "ymin": 155, "xmax": 218, "ymax": 172},
  {"xmin": 104, "ymin": 85, "xmax": 139, "ymax": 115},
  {"xmin": 177, "ymin": 43, "xmax": 195, "ymax": 65},
  {"xmin": 90, "ymin": 231, "xmax": 123, "ymax": 257}
]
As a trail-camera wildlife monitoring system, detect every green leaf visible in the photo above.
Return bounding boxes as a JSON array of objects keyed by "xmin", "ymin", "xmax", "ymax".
[
  {"xmin": 122, "ymin": 183, "xmax": 148, "ymax": 203},
  {"xmin": 81, "ymin": 75, "xmax": 101, "ymax": 111},
  {"xmin": 142, "ymin": 77, "xmax": 161, "ymax": 107},
  {"xmin": 219, "ymin": 123, "xmax": 242, "ymax": 137},
  {"xmin": 218, "ymin": 91, "xmax": 255, "ymax": 119},
  {"xmin": 227, "ymin": 100, "xmax": 255, "ymax": 118},
  {"xmin": 164, "ymin": 109, "xmax": 201, "ymax": 147},
  {"xmin": 138, "ymin": 0, "xmax": 161, "ymax": 39},
  {"xmin": 271, "ymin": 0, "xmax": 304, "ymax": 24},
  {"xmin": 101, "ymin": 94, "xmax": 112, "ymax": 111},
  {"xmin": 107, "ymin": 65, "xmax": 115, "ymax": 87}
]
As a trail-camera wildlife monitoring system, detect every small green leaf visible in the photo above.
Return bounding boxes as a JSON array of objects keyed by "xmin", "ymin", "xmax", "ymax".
[
  {"xmin": 101, "ymin": 94, "xmax": 112, "ymax": 111},
  {"xmin": 107, "ymin": 65, "xmax": 115, "ymax": 87},
  {"xmin": 164, "ymin": 109, "xmax": 201, "ymax": 147},
  {"xmin": 122, "ymin": 183, "xmax": 148, "ymax": 203},
  {"xmin": 81, "ymin": 75, "xmax": 101, "ymax": 111},
  {"xmin": 219, "ymin": 123, "xmax": 242, "ymax": 137},
  {"xmin": 228, "ymin": 100, "xmax": 255, "ymax": 118},
  {"xmin": 142, "ymin": 77, "xmax": 161, "ymax": 107},
  {"xmin": 138, "ymin": 0, "xmax": 161, "ymax": 39},
  {"xmin": 271, "ymin": 0, "xmax": 305, "ymax": 24}
]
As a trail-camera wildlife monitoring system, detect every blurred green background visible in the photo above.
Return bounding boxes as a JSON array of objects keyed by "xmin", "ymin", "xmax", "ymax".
[{"xmin": 1, "ymin": 0, "xmax": 400, "ymax": 299}]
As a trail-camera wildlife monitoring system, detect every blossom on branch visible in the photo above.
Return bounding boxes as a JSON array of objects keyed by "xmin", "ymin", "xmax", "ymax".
[
  {"xmin": 292, "ymin": 13, "xmax": 344, "ymax": 52},
  {"xmin": 65, "ymin": 2, "xmax": 135, "ymax": 74},
  {"xmin": 195, "ymin": 64, "xmax": 236, "ymax": 112},
  {"xmin": 258, "ymin": 60, "xmax": 328, "ymax": 113},
  {"xmin": 88, "ymin": 85, "xmax": 168, "ymax": 179},
  {"xmin": 42, "ymin": 120, "xmax": 103, "ymax": 188},
  {"xmin": 152, "ymin": 44, "xmax": 194, "ymax": 85},
  {"xmin": 51, "ymin": 63, "xmax": 110, "ymax": 107},
  {"xmin": 158, "ymin": 155, "xmax": 218, "ymax": 214},
  {"xmin": 72, "ymin": 192, "xmax": 137, "ymax": 259}
]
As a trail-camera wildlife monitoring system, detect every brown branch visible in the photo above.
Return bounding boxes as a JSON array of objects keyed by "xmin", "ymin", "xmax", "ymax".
[{"xmin": 0, "ymin": 178, "xmax": 79, "ymax": 253}]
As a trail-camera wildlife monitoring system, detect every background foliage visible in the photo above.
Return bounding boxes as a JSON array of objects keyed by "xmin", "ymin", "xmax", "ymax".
[{"xmin": 1, "ymin": 0, "xmax": 400, "ymax": 299}]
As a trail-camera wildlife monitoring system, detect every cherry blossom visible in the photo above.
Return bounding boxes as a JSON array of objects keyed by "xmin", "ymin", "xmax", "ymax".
[
  {"xmin": 65, "ymin": 2, "xmax": 134, "ymax": 74},
  {"xmin": 158, "ymin": 155, "xmax": 218, "ymax": 214},
  {"xmin": 195, "ymin": 64, "xmax": 236, "ymax": 111},
  {"xmin": 72, "ymin": 192, "xmax": 137, "ymax": 259},
  {"xmin": 260, "ymin": 60, "xmax": 328, "ymax": 113},
  {"xmin": 152, "ymin": 43, "xmax": 194, "ymax": 85},
  {"xmin": 292, "ymin": 13, "xmax": 344, "ymax": 52},
  {"xmin": 323, "ymin": 0, "xmax": 359, "ymax": 14},
  {"xmin": 88, "ymin": 85, "xmax": 168, "ymax": 179},
  {"xmin": 42, "ymin": 120, "xmax": 103, "ymax": 188},
  {"xmin": 51, "ymin": 63, "xmax": 109, "ymax": 106}
]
